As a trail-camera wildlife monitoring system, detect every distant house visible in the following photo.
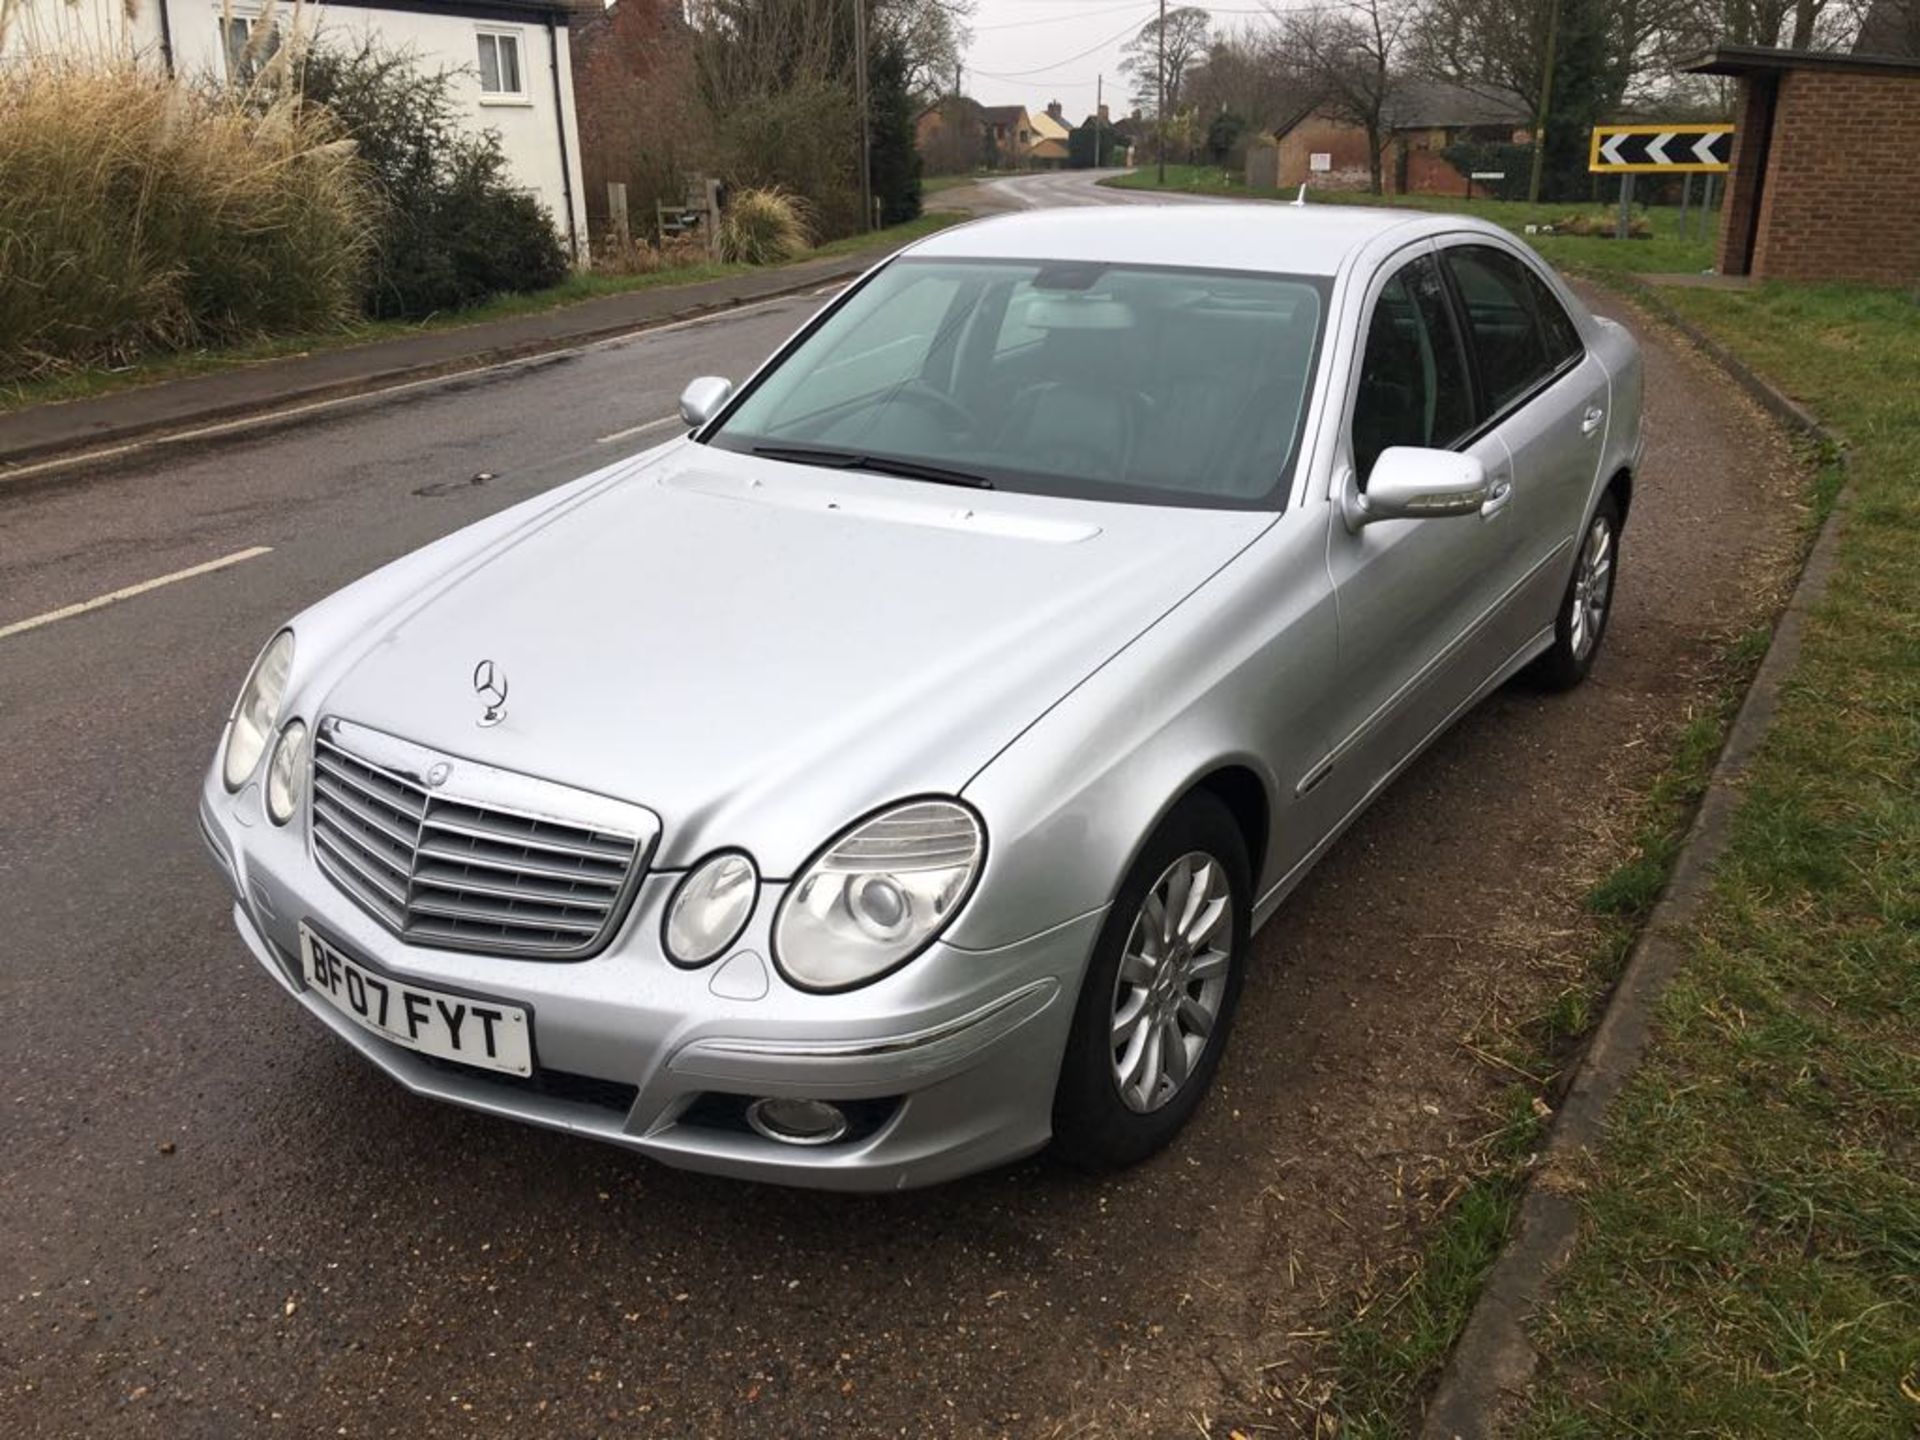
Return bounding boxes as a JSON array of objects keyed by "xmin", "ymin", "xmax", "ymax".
[
  {"xmin": 917, "ymin": 97, "xmax": 1066, "ymax": 172},
  {"xmin": 1256, "ymin": 80, "xmax": 1530, "ymax": 197},
  {"xmin": 2, "ymin": 0, "xmax": 589, "ymax": 260},
  {"xmin": 1026, "ymin": 100, "xmax": 1071, "ymax": 169},
  {"xmin": 1067, "ymin": 103, "xmax": 1134, "ymax": 168},
  {"xmin": 979, "ymin": 103, "xmax": 1037, "ymax": 168},
  {"xmin": 916, "ymin": 94, "xmax": 988, "ymax": 174}
]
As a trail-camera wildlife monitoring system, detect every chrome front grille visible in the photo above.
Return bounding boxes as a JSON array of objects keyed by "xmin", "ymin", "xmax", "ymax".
[{"xmin": 309, "ymin": 718, "xmax": 657, "ymax": 959}]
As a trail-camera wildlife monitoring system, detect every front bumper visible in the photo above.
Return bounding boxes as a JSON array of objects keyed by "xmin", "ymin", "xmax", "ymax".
[{"xmin": 200, "ymin": 773, "xmax": 1100, "ymax": 1191}]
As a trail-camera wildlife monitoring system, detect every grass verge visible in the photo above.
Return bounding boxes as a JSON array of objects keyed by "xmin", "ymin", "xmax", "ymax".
[
  {"xmin": 1514, "ymin": 282, "xmax": 1920, "ymax": 1438},
  {"xmin": 1101, "ymin": 165, "xmax": 1716, "ymax": 276},
  {"xmin": 1322, "ymin": 277, "xmax": 1918, "ymax": 1432},
  {"xmin": 1326, "ymin": 614, "xmax": 1780, "ymax": 1437},
  {"xmin": 0, "ymin": 212, "xmax": 960, "ymax": 416}
]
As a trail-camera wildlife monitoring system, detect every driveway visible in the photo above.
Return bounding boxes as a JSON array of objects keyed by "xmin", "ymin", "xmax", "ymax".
[{"xmin": 0, "ymin": 177, "xmax": 1801, "ymax": 1437}]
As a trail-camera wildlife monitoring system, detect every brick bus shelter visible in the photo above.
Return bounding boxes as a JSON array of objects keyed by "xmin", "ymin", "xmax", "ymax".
[{"xmin": 1684, "ymin": 43, "xmax": 1920, "ymax": 284}]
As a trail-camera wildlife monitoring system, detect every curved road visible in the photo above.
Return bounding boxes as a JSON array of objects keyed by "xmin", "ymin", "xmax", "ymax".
[{"xmin": 0, "ymin": 173, "xmax": 1798, "ymax": 1438}]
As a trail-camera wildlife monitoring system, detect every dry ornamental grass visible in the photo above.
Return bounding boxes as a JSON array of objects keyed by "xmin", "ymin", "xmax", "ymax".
[{"xmin": 0, "ymin": 39, "xmax": 375, "ymax": 382}]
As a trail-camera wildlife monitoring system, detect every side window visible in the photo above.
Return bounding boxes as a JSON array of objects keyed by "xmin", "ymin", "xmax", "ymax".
[
  {"xmin": 1524, "ymin": 267, "xmax": 1584, "ymax": 368},
  {"xmin": 1351, "ymin": 254, "xmax": 1474, "ymax": 486},
  {"xmin": 1443, "ymin": 245, "xmax": 1565, "ymax": 412}
]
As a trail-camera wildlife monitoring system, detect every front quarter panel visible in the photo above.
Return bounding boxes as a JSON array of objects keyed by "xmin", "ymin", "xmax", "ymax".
[{"xmin": 948, "ymin": 507, "xmax": 1339, "ymax": 953}]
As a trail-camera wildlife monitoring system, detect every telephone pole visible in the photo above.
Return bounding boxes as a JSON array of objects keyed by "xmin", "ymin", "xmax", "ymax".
[
  {"xmin": 1527, "ymin": 0, "xmax": 1560, "ymax": 203},
  {"xmin": 1156, "ymin": 0, "xmax": 1167, "ymax": 184},
  {"xmin": 1095, "ymin": 73, "xmax": 1104, "ymax": 169},
  {"xmin": 854, "ymin": 0, "xmax": 873, "ymax": 230}
]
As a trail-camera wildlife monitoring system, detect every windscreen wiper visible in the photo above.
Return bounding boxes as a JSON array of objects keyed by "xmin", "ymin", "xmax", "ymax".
[{"xmin": 752, "ymin": 445, "xmax": 995, "ymax": 490}]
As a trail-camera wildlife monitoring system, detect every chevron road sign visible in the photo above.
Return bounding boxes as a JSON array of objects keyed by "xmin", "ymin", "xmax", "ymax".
[{"xmin": 1589, "ymin": 123, "xmax": 1734, "ymax": 173}]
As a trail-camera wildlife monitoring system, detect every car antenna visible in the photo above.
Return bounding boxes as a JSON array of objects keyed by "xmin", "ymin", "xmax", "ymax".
[{"xmin": 1292, "ymin": 184, "xmax": 1308, "ymax": 206}]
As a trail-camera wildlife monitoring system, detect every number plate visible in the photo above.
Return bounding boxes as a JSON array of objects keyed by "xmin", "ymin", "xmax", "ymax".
[{"xmin": 298, "ymin": 924, "xmax": 532, "ymax": 1077}]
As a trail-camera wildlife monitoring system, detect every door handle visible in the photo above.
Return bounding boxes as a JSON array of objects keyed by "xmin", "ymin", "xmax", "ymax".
[
  {"xmin": 1581, "ymin": 405, "xmax": 1606, "ymax": 436},
  {"xmin": 1480, "ymin": 475, "xmax": 1513, "ymax": 519}
]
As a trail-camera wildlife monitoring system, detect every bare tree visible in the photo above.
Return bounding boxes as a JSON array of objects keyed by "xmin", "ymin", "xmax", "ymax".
[
  {"xmin": 1848, "ymin": 0, "xmax": 1920, "ymax": 51},
  {"xmin": 1121, "ymin": 5, "xmax": 1212, "ymax": 117},
  {"xmin": 874, "ymin": 0, "xmax": 974, "ymax": 105},
  {"xmin": 1185, "ymin": 23, "xmax": 1313, "ymax": 137},
  {"xmin": 1272, "ymin": 0, "xmax": 1417, "ymax": 195}
]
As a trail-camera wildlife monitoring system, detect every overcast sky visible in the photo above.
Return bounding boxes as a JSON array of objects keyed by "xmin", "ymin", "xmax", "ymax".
[{"xmin": 960, "ymin": 2, "xmax": 1276, "ymax": 116}]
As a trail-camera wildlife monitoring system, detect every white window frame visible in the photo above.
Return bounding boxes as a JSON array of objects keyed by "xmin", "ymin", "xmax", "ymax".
[
  {"xmin": 475, "ymin": 25, "xmax": 530, "ymax": 104},
  {"xmin": 215, "ymin": 2, "xmax": 279, "ymax": 83}
]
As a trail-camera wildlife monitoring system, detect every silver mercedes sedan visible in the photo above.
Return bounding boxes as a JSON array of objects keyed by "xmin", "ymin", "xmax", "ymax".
[{"xmin": 201, "ymin": 205, "xmax": 1641, "ymax": 1190}]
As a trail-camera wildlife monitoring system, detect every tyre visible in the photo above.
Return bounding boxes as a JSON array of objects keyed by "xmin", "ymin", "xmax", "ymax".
[
  {"xmin": 1051, "ymin": 791, "xmax": 1251, "ymax": 1172},
  {"xmin": 1527, "ymin": 492, "xmax": 1622, "ymax": 691}
]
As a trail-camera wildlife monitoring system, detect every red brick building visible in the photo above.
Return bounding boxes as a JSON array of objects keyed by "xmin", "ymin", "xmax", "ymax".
[
  {"xmin": 567, "ymin": 0, "xmax": 698, "ymax": 243},
  {"xmin": 1684, "ymin": 42, "xmax": 1920, "ymax": 284},
  {"xmin": 1253, "ymin": 81, "xmax": 1529, "ymax": 198}
]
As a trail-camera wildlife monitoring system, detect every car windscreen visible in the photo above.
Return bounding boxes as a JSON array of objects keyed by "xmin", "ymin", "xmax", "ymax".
[{"xmin": 702, "ymin": 257, "xmax": 1329, "ymax": 510}]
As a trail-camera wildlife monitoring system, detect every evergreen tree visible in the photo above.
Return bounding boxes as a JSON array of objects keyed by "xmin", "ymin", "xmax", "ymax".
[
  {"xmin": 1539, "ymin": 0, "xmax": 1615, "ymax": 201},
  {"xmin": 868, "ymin": 36, "xmax": 922, "ymax": 225}
]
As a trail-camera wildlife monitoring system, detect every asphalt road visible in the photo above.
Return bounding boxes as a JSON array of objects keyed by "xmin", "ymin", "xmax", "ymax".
[{"xmin": 0, "ymin": 173, "xmax": 1799, "ymax": 1438}]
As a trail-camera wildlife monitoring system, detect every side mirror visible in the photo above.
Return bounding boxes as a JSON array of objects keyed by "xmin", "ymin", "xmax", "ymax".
[
  {"xmin": 678, "ymin": 376, "xmax": 734, "ymax": 430},
  {"xmin": 1342, "ymin": 448, "xmax": 1489, "ymax": 532}
]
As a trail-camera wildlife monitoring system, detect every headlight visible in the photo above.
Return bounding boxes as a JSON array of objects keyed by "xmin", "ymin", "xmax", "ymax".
[
  {"xmin": 663, "ymin": 852, "xmax": 758, "ymax": 966},
  {"xmin": 773, "ymin": 800, "xmax": 984, "ymax": 992},
  {"xmin": 223, "ymin": 630, "xmax": 294, "ymax": 791},
  {"xmin": 266, "ymin": 720, "xmax": 309, "ymax": 825}
]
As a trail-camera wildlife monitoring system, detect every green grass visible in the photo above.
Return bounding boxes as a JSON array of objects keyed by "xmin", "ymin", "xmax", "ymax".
[
  {"xmin": 1514, "ymin": 282, "xmax": 1920, "ymax": 1438},
  {"xmin": 1325, "ymin": 627, "xmax": 1775, "ymax": 1435},
  {"xmin": 0, "ymin": 212, "xmax": 960, "ymax": 415},
  {"xmin": 1113, "ymin": 163, "xmax": 1918, "ymax": 1433},
  {"xmin": 1102, "ymin": 164, "xmax": 1717, "ymax": 276},
  {"xmin": 1322, "ymin": 279, "xmax": 1920, "ymax": 1430}
]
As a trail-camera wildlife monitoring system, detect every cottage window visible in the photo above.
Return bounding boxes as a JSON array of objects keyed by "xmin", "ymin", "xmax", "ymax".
[
  {"xmin": 218, "ymin": 6, "xmax": 280, "ymax": 84},
  {"xmin": 476, "ymin": 29, "xmax": 526, "ymax": 99}
]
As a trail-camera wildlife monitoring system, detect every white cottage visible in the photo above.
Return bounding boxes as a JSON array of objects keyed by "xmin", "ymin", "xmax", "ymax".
[{"xmin": 2, "ymin": 0, "xmax": 589, "ymax": 260}]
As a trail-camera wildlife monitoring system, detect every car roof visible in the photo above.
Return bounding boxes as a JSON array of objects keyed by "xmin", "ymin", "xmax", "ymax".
[{"xmin": 907, "ymin": 202, "xmax": 1499, "ymax": 277}]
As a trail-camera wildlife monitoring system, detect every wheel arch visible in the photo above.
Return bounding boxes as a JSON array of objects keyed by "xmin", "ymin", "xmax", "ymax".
[
  {"xmin": 1605, "ymin": 465, "xmax": 1633, "ymax": 522},
  {"xmin": 1188, "ymin": 764, "xmax": 1272, "ymax": 891}
]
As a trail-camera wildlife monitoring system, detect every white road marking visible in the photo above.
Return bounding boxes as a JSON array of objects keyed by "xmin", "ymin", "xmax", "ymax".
[
  {"xmin": 0, "ymin": 546, "xmax": 273, "ymax": 641},
  {"xmin": 0, "ymin": 288, "xmax": 825, "ymax": 488},
  {"xmin": 595, "ymin": 414, "xmax": 680, "ymax": 445}
]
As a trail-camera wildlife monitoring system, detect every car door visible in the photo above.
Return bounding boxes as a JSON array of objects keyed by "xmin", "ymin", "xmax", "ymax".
[
  {"xmin": 1438, "ymin": 241, "xmax": 1610, "ymax": 632},
  {"xmin": 1318, "ymin": 245, "xmax": 1522, "ymax": 814}
]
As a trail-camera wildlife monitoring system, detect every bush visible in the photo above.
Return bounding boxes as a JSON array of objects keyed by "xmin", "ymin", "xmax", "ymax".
[
  {"xmin": 1439, "ymin": 141, "xmax": 1534, "ymax": 201},
  {"xmin": 717, "ymin": 187, "xmax": 813, "ymax": 265},
  {"xmin": 296, "ymin": 40, "xmax": 568, "ymax": 319},
  {"xmin": 711, "ymin": 79, "xmax": 862, "ymax": 241},
  {"xmin": 0, "ymin": 58, "xmax": 373, "ymax": 382}
]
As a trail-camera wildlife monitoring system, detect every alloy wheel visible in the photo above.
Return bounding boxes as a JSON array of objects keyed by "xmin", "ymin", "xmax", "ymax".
[
  {"xmin": 1569, "ymin": 514, "xmax": 1615, "ymax": 662},
  {"xmin": 1109, "ymin": 851, "xmax": 1233, "ymax": 1114}
]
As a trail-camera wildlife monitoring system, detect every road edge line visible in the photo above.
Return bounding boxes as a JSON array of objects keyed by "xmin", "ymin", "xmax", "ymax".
[{"xmin": 1418, "ymin": 284, "xmax": 1852, "ymax": 1438}]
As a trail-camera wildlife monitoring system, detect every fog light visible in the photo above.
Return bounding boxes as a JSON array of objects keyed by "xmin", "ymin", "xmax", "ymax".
[{"xmin": 745, "ymin": 1096, "xmax": 850, "ymax": 1147}]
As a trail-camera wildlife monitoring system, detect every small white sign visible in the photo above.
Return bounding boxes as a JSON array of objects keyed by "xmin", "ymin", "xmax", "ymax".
[
  {"xmin": 1470, "ymin": 170, "xmax": 1507, "ymax": 180},
  {"xmin": 1309, "ymin": 152, "xmax": 1332, "ymax": 173}
]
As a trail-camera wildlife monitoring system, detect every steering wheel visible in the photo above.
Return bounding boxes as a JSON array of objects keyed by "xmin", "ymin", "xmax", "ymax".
[{"xmin": 892, "ymin": 381, "xmax": 974, "ymax": 434}]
